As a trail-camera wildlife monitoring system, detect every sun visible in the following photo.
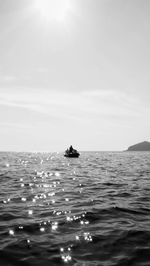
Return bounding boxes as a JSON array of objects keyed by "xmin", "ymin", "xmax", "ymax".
[{"xmin": 34, "ymin": 0, "xmax": 72, "ymax": 23}]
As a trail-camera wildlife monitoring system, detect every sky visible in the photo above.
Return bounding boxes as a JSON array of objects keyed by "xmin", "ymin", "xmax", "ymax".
[{"xmin": 0, "ymin": 0, "xmax": 150, "ymax": 152}]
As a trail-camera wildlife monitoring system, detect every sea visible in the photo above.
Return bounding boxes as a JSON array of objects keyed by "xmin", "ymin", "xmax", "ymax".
[{"xmin": 0, "ymin": 151, "xmax": 150, "ymax": 266}]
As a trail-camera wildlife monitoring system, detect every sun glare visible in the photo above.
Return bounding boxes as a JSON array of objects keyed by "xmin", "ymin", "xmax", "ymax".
[{"xmin": 34, "ymin": 0, "xmax": 72, "ymax": 22}]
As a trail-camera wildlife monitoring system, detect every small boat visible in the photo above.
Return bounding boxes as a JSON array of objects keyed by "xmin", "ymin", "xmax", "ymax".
[{"xmin": 64, "ymin": 146, "xmax": 80, "ymax": 158}]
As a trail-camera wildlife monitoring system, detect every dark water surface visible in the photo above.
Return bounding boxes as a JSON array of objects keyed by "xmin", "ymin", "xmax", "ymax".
[{"xmin": 0, "ymin": 151, "xmax": 150, "ymax": 266}]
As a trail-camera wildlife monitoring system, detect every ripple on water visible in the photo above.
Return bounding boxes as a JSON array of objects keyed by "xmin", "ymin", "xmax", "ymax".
[{"xmin": 1, "ymin": 151, "xmax": 150, "ymax": 265}]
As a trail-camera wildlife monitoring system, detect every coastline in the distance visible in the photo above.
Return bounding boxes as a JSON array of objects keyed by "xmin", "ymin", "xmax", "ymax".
[{"xmin": 127, "ymin": 141, "xmax": 150, "ymax": 151}]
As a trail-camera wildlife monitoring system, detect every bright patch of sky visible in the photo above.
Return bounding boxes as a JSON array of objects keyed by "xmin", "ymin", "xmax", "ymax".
[{"xmin": 0, "ymin": 0, "xmax": 150, "ymax": 151}]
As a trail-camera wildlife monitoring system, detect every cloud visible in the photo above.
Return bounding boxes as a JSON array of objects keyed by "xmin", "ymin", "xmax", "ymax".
[
  {"xmin": 0, "ymin": 74, "xmax": 18, "ymax": 83},
  {"xmin": 0, "ymin": 122, "xmax": 34, "ymax": 130},
  {"xmin": 0, "ymin": 88, "xmax": 89, "ymax": 123},
  {"xmin": 81, "ymin": 89, "xmax": 144, "ymax": 118},
  {"xmin": 0, "ymin": 87, "xmax": 148, "ymax": 127}
]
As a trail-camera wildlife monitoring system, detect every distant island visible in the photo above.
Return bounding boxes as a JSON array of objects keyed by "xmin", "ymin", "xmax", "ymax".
[{"xmin": 127, "ymin": 141, "xmax": 150, "ymax": 151}]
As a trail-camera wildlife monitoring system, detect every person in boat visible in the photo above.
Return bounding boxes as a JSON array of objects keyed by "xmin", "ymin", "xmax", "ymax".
[{"xmin": 69, "ymin": 145, "xmax": 73, "ymax": 153}]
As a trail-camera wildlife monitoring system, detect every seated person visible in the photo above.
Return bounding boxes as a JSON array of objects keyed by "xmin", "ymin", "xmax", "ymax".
[{"xmin": 69, "ymin": 145, "xmax": 73, "ymax": 152}]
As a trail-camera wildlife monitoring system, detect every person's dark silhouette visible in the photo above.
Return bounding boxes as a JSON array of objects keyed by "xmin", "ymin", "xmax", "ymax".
[{"xmin": 69, "ymin": 145, "xmax": 73, "ymax": 152}]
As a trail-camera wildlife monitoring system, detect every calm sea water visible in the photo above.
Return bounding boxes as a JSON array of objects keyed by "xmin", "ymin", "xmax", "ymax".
[{"xmin": 0, "ymin": 151, "xmax": 150, "ymax": 266}]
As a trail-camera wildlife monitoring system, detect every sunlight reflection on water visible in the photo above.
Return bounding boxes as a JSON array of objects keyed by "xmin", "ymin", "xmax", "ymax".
[{"xmin": 1, "ymin": 151, "xmax": 150, "ymax": 265}]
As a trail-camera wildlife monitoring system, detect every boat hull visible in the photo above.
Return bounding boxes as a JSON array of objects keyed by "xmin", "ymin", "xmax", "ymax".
[{"xmin": 64, "ymin": 153, "xmax": 80, "ymax": 158}]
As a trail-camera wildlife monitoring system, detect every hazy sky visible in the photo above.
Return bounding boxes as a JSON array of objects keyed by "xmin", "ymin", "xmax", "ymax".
[{"xmin": 0, "ymin": 0, "xmax": 150, "ymax": 152}]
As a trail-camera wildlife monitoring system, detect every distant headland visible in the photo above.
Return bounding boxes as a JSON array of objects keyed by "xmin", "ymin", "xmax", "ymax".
[{"xmin": 127, "ymin": 141, "xmax": 150, "ymax": 151}]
